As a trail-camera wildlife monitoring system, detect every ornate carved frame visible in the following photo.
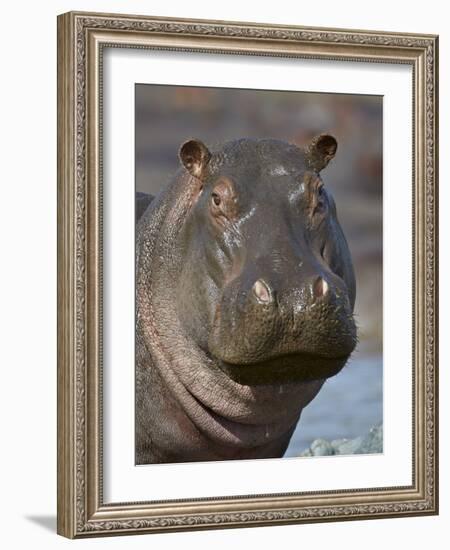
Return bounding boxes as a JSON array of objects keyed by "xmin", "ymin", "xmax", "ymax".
[{"xmin": 57, "ymin": 11, "xmax": 439, "ymax": 538}]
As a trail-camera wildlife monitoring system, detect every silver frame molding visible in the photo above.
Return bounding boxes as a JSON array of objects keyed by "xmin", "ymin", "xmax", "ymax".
[{"xmin": 57, "ymin": 11, "xmax": 438, "ymax": 538}]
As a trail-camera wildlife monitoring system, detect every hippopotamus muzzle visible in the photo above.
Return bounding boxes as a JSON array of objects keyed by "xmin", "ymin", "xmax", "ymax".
[{"xmin": 208, "ymin": 240, "xmax": 357, "ymax": 385}]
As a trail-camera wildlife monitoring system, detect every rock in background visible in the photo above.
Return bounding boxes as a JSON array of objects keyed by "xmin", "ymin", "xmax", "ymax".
[{"xmin": 299, "ymin": 424, "xmax": 383, "ymax": 457}]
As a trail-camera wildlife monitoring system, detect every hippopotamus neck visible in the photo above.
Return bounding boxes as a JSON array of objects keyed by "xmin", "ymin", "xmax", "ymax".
[{"xmin": 136, "ymin": 172, "xmax": 324, "ymax": 457}]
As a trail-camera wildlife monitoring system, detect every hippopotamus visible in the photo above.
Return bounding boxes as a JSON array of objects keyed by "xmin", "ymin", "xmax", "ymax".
[{"xmin": 136, "ymin": 135, "xmax": 356, "ymax": 464}]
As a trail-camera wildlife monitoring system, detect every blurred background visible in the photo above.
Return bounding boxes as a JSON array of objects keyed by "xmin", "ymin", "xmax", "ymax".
[{"xmin": 136, "ymin": 84, "xmax": 383, "ymax": 456}]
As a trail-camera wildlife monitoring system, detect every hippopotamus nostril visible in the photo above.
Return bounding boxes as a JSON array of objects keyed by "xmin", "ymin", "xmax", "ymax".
[
  {"xmin": 252, "ymin": 279, "xmax": 272, "ymax": 304},
  {"xmin": 313, "ymin": 276, "xmax": 329, "ymax": 299}
]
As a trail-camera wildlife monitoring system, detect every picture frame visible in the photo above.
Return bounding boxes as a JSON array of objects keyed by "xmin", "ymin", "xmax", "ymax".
[{"xmin": 57, "ymin": 11, "xmax": 438, "ymax": 538}]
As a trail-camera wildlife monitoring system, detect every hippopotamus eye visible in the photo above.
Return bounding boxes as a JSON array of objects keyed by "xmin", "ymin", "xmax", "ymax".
[
  {"xmin": 211, "ymin": 192, "xmax": 221, "ymax": 207},
  {"xmin": 209, "ymin": 177, "xmax": 238, "ymax": 223}
]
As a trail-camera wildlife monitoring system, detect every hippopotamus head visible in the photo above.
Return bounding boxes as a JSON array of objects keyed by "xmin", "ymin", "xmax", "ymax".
[{"xmin": 173, "ymin": 135, "xmax": 356, "ymax": 386}]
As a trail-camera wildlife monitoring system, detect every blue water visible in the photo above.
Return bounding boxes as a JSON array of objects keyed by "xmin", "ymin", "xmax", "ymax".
[{"xmin": 284, "ymin": 353, "xmax": 383, "ymax": 457}]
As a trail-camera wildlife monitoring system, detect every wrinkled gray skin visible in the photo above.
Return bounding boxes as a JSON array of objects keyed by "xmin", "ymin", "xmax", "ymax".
[{"xmin": 136, "ymin": 135, "xmax": 357, "ymax": 464}]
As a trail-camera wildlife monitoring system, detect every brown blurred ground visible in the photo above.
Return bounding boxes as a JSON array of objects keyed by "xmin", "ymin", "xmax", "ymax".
[{"xmin": 136, "ymin": 84, "xmax": 382, "ymax": 357}]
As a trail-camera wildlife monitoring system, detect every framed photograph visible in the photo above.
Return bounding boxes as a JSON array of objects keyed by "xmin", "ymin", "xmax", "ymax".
[{"xmin": 57, "ymin": 11, "xmax": 438, "ymax": 538}]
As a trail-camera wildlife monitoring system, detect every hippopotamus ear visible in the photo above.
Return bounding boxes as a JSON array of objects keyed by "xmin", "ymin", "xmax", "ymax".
[
  {"xmin": 305, "ymin": 134, "xmax": 338, "ymax": 172},
  {"xmin": 179, "ymin": 139, "xmax": 212, "ymax": 179}
]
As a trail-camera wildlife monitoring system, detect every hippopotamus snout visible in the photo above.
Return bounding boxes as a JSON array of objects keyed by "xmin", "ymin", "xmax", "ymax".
[{"xmin": 208, "ymin": 256, "xmax": 356, "ymax": 385}]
